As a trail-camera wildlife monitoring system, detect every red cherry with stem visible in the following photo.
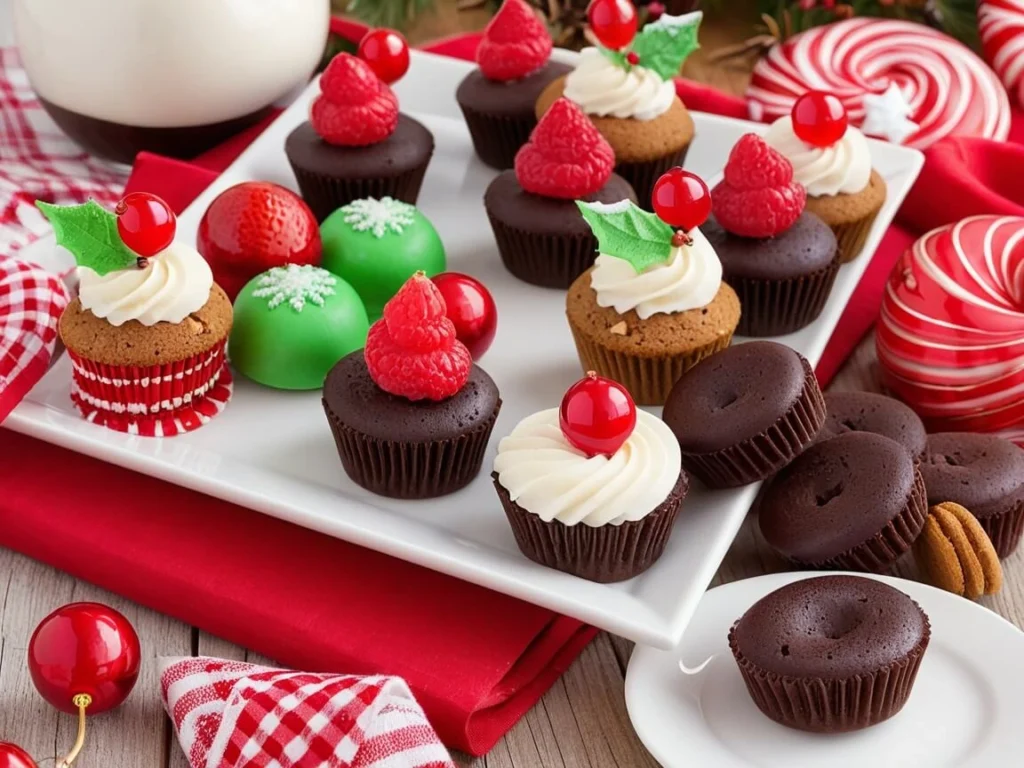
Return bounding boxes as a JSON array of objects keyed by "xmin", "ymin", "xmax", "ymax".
[
  {"xmin": 0, "ymin": 744, "xmax": 37, "ymax": 768},
  {"xmin": 587, "ymin": 0, "xmax": 638, "ymax": 51},
  {"xmin": 791, "ymin": 91, "xmax": 848, "ymax": 147},
  {"xmin": 559, "ymin": 371, "xmax": 637, "ymax": 458},
  {"xmin": 431, "ymin": 272, "xmax": 497, "ymax": 360},
  {"xmin": 115, "ymin": 192, "xmax": 176, "ymax": 258},
  {"xmin": 357, "ymin": 28, "xmax": 410, "ymax": 84},
  {"xmin": 651, "ymin": 168, "xmax": 711, "ymax": 231},
  {"xmin": 28, "ymin": 603, "xmax": 141, "ymax": 716}
]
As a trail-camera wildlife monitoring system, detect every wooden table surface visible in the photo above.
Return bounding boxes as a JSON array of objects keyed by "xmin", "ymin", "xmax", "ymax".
[{"xmin": 3, "ymin": 9, "xmax": 1023, "ymax": 768}]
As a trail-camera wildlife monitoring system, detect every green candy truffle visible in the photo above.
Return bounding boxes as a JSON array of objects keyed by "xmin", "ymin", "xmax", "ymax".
[
  {"xmin": 230, "ymin": 264, "xmax": 369, "ymax": 391},
  {"xmin": 320, "ymin": 196, "xmax": 446, "ymax": 320}
]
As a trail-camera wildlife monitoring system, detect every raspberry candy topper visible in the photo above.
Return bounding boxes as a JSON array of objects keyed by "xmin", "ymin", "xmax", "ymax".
[{"xmin": 477, "ymin": 0, "xmax": 553, "ymax": 82}]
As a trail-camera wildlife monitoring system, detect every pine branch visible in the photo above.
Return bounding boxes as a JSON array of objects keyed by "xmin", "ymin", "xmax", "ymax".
[{"xmin": 345, "ymin": 0, "xmax": 437, "ymax": 31}]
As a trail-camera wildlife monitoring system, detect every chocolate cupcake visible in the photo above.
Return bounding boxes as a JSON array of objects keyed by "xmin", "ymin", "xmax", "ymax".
[
  {"xmin": 485, "ymin": 98, "xmax": 636, "ymax": 288},
  {"xmin": 285, "ymin": 54, "xmax": 433, "ymax": 222},
  {"xmin": 729, "ymin": 575, "xmax": 930, "ymax": 733},
  {"xmin": 704, "ymin": 134, "xmax": 840, "ymax": 337},
  {"xmin": 759, "ymin": 432, "xmax": 928, "ymax": 572},
  {"xmin": 492, "ymin": 374, "xmax": 688, "ymax": 582},
  {"xmin": 455, "ymin": 0, "xmax": 571, "ymax": 170},
  {"xmin": 816, "ymin": 391, "xmax": 927, "ymax": 460},
  {"xmin": 920, "ymin": 432, "xmax": 1024, "ymax": 558},
  {"xmin": 322, "ymin": 274, "xmax": 500, "ymax": 498},
  {"xmin": 663, "ymin": 341, "xmax": 825, "ymax": 488}
]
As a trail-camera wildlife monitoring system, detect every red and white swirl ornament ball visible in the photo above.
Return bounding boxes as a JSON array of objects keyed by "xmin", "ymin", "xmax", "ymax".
[
  {"xmin": 877, "ymin": 216, "xmax": 1024, "ymax": 446},
  {"xmin": 979, "ymin": 0, "xmax": 1024, "ymax": 109},
  {"xmin": 747, "ymin": 18, "xmax": 1011, "ymax": 149}
]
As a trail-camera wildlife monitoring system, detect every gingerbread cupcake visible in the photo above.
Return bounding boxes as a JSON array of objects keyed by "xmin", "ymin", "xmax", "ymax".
[
  {"xmin": 565, "ymin": 169, "xmax": 740, "ymax": 405},
  {"xmin": 763, "ymin": 91, "xmax": 886, "ymax": 262},
  {"xmin": 704, "ymin": 134, "xmax": 839, "ymax": 336},
  {"xmin": 455, "ymin": 0, "xmax": 572, "ymax": 170},
  {"xmin": 40, "ymin": 195, "xmax": 233, "ymax": 436},
  {"xmin": 485, "ymin": 97, "xmax": 636, "ymax": 288},
  {"xmin": 322, "ymin": 273, "xmax": 500, "ymax": 499},
  {"xmin": 285, "ymin": 53, "xmax": 433, "ymax": 222},
  {"xmin": 492, "ymin": 372, "xmax": 688, "ymax": 582},
  {"xmin": 536, "ymin": 11, "xmax": 702, "ymax": 210}
]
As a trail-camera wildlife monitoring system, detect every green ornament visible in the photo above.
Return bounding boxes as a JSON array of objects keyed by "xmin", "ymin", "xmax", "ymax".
[
  {"xmin": 229, "ymin": 264, "xmax": 369, "ymax": 391},
  {"xmin": 320, "ymin": 197, "xmax": 446, "ymax": 321},
  {"xmin": 630, "ymin": 11, "xmax": 702, "ymax": 81},
  {"xmin": 576, "ymin": 199, "xmax": 675, "ymax": 273},
  {"xmin": 36, "ymin": 200, "xmax": 137, "ymax": 275}
]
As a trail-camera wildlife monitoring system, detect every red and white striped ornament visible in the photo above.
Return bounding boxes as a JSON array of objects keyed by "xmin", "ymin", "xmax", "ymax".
[
  {"xmin": 877, "ymin": 215, "xmax": 1024, "ymax": 446},
  {"xmin": 979, "ymin": 0, "xmax": 1024, "ymax": 109}
]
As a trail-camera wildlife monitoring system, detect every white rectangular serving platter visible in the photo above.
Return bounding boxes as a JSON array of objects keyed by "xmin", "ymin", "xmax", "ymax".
[{"xmin": 6, "ymin": 51, "xmax": 924, "ymax": 649}]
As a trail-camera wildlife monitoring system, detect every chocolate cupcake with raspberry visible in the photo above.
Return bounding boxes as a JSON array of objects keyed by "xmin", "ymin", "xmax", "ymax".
[
  {"xmin": 485, "ymin": 97, "xmax": 637, "ymax": 288},
  {"xmin": 703, "ymin": 134, "xmax": 839, "ymax": 337},
  {"xmin": 322, "ymin": 273, "xmax": 501, "ymax": 499},
  {"xmin": 286, "ymin": 53, "xmax": 434, "ymax": 222},
  {"xmin": 456, "ymin": 0, "xmax": 571, "ymax": 170}
]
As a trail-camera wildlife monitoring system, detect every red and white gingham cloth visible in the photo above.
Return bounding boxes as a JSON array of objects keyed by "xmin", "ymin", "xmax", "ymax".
[
  {"xmin": 0, "ymin": 47, "xmax": 127, "ymax": 421},
  {"xmin": 161, "ymin": 657, "xmax": 456, "ymax": 768}
]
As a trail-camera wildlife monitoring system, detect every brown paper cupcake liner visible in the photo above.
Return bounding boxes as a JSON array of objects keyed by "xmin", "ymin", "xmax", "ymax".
[
  {"xmin": 568, "ymin": 321, "xmax": 732, "ymax": 406},
  {"xmin": 617, "ymin": 145, "xmax": 691, "ymax": 211},
  {"xmin": 323, "ymin": 399, "xmax": 500, "ymax": 499},
  {"xmin": 832, "ymin": 206, "xmax": 882, "ymax": 264},
  {"xmin": 728, "ymin": 615, "xmax": 930, "ymax": 733},
  {"xmin": 493, "ymin": 473, "xmax": 689, "ymax": 582},
  {"xmin": 726, "ymin": 257, "xmax": 842, "ymax": 337},
  {"xmin": 288, "ymin": 157, "xmax": 431, "ymax": 223},
  {"xmin": 680, "ymin": 357, "xmax": 826, "ymax": 488},
  {"xmin": 458, "ymin": 100, "xmax": 535, "ymax": 171},
  {"xmin": 979, "ymin": 499, "xmax": 1024, "ymax": 558},
  {"xmin": 487, "ymin": 213, "xmax": 598, "ymax": 289}
]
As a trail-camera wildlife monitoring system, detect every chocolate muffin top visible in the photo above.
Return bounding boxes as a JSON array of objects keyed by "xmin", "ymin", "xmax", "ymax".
[
  {"xmin": 322, "ymin": 351, "xmax": 500, "ymax": 443},
  {"xmin": 920, "ymin": 433, "xmax": 1024, "ymax": 520},
  {"xmin": 759, "ymin": 432, "xmax": 917, "ymax": 564},
  {"xmin": 663, "ymin": 341, "xmax": 812, "ymax": 455},
  {"xmin": 731, "ymin": 575, "xmax": 929, "ymax": 679},
  {"xmin": 703, "ymin": 212, "xmax": 838, "ymax": 281},
  {"xmin": 817, "ymin": 391, "xmax": 927, "ymax": 459},
  {"xmin": 456, "ymin": 61, "xmax": 573, "ymax": 117}
]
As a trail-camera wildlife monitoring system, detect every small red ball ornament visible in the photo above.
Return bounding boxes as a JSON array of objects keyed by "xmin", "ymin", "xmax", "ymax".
[
  {"xmin": 114, "ymin": 192, "xmax": 176, "ymax": 258},
  {"xmin": 0, "ymin": 744, "xmax": 36, "ymax": 768},
  {"xmin": 357, "ymin": 28, "xmax": 411, "ymax": 84},
  {"xmin": 587, "ymin": 0, "xmax": 638, "ymax": 51},
  {"xmin": 651, "ymin": 168, "xmax": 712, "ymax": 232},
  {"xmin": 791, "ymin": 91, "xmax": 848, "ymax": 147},
  {"xmin": 559, "ymin": 371, "xmax": 637, "ymax": 457},
  {"xmin": 430, "ymin": 272, "xmax": 498, "ymax": 360}
]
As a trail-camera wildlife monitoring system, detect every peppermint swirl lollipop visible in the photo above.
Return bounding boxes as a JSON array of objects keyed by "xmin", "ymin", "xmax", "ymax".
[
  {"xmin": 979, "ymin": 0, "xmax": 1024, "ymax": 109},
  {"xmin": 747, "ymin": 18, "xmax": 1011, "ymax": 149},
  {"xmin": 877, "ymin": 215, "xmax": 1024, "ymax": 444}
]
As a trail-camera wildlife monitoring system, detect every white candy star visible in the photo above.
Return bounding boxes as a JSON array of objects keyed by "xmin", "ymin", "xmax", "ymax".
[{"xmin": 861, "ymin": 83, "xmax": 920, "ymax": 145}]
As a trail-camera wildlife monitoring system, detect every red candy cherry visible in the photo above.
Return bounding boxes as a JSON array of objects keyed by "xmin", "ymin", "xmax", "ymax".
[
  {"xmin": 0, "ymin": 744, "xmax": 36, "ymax": 768},
  {"xmin": 28, "ymin": 603, "xmax": 141, "ymax": 716},
  {"xmin": 791, "ymin": 91, "xmax": 848, "ymax": 147},
  {"xmin": 587, "ymin": 0, "xmax": 638, "ymax": 51},
  {"xmin": 559, "ymin": 371, "xmax": 637, "ymax": 458},
  {"xmin": 114, "ymin": 192, "xmax": 176, "ymax": 258},
  {"xmin": 431, "ymin": 272, "xmax": 498, "ymax": 360},
  {"xmin": 357, "ymin": 28, "xmax": 410, "ymax": 84},
  {"xmin": 651, "ymin": 168, "xmax": 711, "ymax": 232}
]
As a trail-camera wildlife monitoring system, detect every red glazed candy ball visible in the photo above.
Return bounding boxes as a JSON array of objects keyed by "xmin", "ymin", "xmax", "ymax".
[
  {"xmin": 431, "ymin": 272, "xmax": 498, "ymax": 360},
  {"xmin": 0, "ymin": 744, "xmax": 36, "ymax": 768},
  {"xmin": 115, "ymin": 192, "xmax": 176, "ymax": 258},
  {"xmin": 559, "ymin": 371, "xmax": 637, "ymax": 457},
  {"xmin": 587, "ymin": 0, "xmax": 638, "ymax": 51},
  {"xmin": 791, "ymin": 91, "xmax": 848, "ymax": 147},
  {"xmin": 651, "ymin": 168, "xmax": 711, "ymax": 231},
  {"xmin": 357, "ymin": 28, "xmax": 410, "ymax": 84}
]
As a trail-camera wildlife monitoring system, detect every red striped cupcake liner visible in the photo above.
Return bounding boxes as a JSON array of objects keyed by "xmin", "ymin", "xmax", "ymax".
[{"xmin": 68, "ymin": 341, "xmax": 233, "ymax": 437}]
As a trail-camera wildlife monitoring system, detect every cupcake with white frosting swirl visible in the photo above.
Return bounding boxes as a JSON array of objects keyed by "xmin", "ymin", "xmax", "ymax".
[
  {"xmin": 493, "ymin": 372, "xmax": 689, "ymax": 582},
  {"xmin": 535, "ymin": 12, "xmax": 704, "ymax": 210}
]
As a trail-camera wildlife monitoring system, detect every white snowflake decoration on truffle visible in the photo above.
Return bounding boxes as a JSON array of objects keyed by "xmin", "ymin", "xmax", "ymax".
[
  {"xmin": 252, "ymin": 264, "xmax": 336, "ymax": 312},
  {"xmin": 340, "ymin": 196, "xmax": 416, "ymax": 238}
]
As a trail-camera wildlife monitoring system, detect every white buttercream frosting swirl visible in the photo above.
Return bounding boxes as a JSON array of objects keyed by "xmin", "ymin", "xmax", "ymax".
[
  {"xmin": 763, "ymin": 116, "xmax": 872, "ymax": 197},
  {"xmin": 78, "ymin": 241, "xmax": 214, "ymax": 327},
  {"xmin": 563, "ymin": 47, "xmax": 675, "ymax": 121},
  {"xmin": 494, "ymin": 408, "xmax": 681, "ymax": 527},
  {"xmin": 589, "ymin": 225, "xmax": 722, "ymax": 320}
]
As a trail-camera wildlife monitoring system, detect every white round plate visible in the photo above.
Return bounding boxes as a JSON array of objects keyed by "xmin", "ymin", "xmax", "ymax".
[{"xmin": 625, "ymin": 572, "xmax": 1024, "ymax": 768}]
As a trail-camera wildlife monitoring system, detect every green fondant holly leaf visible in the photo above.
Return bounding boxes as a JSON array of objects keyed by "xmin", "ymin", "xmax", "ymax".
[
  {"xmin": 598, "ymin": 45, "xmax": 629, "ymax": 69},
  {"xmin": 36, "ymin": 200, "xmax": 136, "ymax": 275},
  {"xmin": 576, "ymin": 199, "xmax": 674, "ymax": 273},
  {"xmin": 631, "ymin": 11, "xmax": 702, "ymax": 81}
]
